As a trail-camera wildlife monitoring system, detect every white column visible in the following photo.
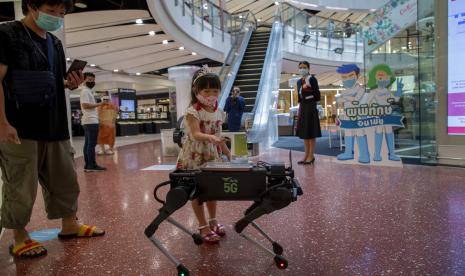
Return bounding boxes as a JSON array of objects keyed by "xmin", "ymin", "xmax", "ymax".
[
  {"xmin": 14, "ymin": 1, "xmax": 23, "ymax": 20},
  {"xmin": 168, "ymin": 66, "xmax": 200, "ymax": 120}
]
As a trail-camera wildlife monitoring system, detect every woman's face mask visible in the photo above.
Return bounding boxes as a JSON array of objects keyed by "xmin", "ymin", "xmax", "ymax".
[
  {"xmin": 35, "ymin": 11, "xmax": 64, "ymax": 32},
  {"xmin": 299, "ymin": 68, "xmax": 309, "ymax": 76}
]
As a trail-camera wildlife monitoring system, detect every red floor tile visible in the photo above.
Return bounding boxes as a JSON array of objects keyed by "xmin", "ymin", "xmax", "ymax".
[{"xmin": 1, "ymin": 141, "xmax": 465, "ymax": 275}]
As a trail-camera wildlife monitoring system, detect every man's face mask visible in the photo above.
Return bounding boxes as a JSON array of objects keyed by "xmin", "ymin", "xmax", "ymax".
[
  {"xmin": 34, "ymin": 11, "xmax": 64, "ymax": 32},
  {"xmin": 86, "ymin": 81, "xmax": 95, "ymax": 89}
]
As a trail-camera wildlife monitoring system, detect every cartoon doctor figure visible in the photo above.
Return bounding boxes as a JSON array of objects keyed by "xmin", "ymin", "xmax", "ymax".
[
  {"xmin": 366, "ymin": 64, "xmax": 403, "ymax": 162},
  {"xmin": 336, "ymin": 64, "xmax": 370, "ymax": 163}
]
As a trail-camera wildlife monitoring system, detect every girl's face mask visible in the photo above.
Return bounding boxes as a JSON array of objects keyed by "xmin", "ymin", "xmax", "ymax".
[{"xmin": 196, "ymin": 94, "xmax": 218, "ymax": 107}]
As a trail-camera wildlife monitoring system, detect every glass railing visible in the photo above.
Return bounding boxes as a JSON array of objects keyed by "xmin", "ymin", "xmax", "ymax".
[
  {"xmin": 247, "ymin": 10, "xmax": 283, "ymax": 148},
  {"xmin": 279, "ymin": 2, "xmax": 363, "ymax": 54},
  {"xmin": 173, "ymin": 0, "xmax": 257, "ymax": 43}
]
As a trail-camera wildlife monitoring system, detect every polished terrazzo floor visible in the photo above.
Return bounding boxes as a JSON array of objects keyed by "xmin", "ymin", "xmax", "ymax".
[{"xmin": 1, "ymin": 140, "xmax": 465, "ymax": 275}]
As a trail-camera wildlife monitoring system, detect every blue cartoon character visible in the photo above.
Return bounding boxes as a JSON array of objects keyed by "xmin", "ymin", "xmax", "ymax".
[
  {"xmin": 336, "ymin": 64, "xmax": 370, "ymax": 164},
  {"xmin": 366, "ymin": 64, "xmax": 404, "ymax": 161}
]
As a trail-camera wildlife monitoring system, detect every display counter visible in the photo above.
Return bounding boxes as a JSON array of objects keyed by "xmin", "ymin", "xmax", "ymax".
[{"xmin": 117, "ymin": 120, "xmax": 173, "ymax": 136}]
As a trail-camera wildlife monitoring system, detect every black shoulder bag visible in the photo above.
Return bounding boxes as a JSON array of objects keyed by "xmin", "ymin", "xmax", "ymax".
[{"xmin": 7, "ymin": 23, "xmax": 57, "ymax": 109}]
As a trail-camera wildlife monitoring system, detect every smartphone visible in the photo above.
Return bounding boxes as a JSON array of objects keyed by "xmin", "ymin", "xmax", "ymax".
[{"xmin": 66, "ymin": 59, "xmax": 87, "ymax": 76}]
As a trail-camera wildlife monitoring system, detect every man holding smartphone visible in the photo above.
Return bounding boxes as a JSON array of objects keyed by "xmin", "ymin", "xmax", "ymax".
[
  {"xmin": 80, "ymin": 72, "xmax": 106, "ymax": 172},
  {"xmin": 0, "ymin": 0, "xmax": 104, "ymax": 258}
]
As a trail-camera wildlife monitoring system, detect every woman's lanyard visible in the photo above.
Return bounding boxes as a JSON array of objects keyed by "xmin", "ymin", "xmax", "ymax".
[
  {"xmin": 21, "ymin": 21, "xmax": 55, "ymax": 72},
  {"xmin": 299, "ymin": 76, "xmax": 315, "ymax": 101}
]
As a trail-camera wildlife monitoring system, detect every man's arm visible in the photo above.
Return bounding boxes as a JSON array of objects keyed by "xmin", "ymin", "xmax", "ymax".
[
  {"xmin": 80, "ymin": 89, "xmax": 101, "ymax": 109},
  {"xmin": 224, "ymin": 97, "xmax": 231, "ymax": 113},
  {"xmin": 239, "ymin": 96, "xmax": 245, "ymax": 111},
  {"xmin": 0, "ymin": 64, "xmax": 20, "ymax": 144}
]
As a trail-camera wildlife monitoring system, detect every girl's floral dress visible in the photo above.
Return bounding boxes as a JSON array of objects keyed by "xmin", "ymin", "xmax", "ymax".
[{"xmin": 176, "ymin": 105, "xmax": 226, "ymax": 170}]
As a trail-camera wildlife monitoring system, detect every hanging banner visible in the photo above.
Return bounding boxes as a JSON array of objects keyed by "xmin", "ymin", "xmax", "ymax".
[
  {"xmin": 335, "ymin": 64, "xmax": 404, "ymax": 167},
  {"xmin": 448, "ymin": 0, "xmax": 465, "ymax": 135},
  {"xmin": 361, "ymin": 0, "xmax": 417, "ymax": 53}
]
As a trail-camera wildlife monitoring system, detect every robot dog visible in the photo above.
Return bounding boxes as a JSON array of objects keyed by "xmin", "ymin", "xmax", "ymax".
[{"xmin": 144, "ymin": 152, "xmax": 303, "ymax": 276}]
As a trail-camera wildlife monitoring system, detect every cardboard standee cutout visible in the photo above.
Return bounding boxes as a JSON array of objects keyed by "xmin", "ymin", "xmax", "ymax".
[{"xmin": 335, "ymin": 64, "xmax": 404, "ymax": 167}]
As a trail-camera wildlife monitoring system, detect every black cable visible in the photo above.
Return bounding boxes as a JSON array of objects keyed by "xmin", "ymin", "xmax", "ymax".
[{"xmin": 153, "ymin": 180, "xmax": 171, "ymax": 204}]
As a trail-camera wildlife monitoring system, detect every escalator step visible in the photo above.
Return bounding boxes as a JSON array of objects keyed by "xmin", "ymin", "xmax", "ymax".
[
  {"xmin": 235, "ymin": 73, "xmax": 262, "ymax": 80},
  {"xmin": 234, "ymin": 79, "xmax": 261, "ymax": 86}
]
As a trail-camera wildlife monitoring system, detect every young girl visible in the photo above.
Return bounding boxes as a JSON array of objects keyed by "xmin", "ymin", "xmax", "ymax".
[{"xmin": 176, "ymin": 67, "xmax": 231, "ymax": 244}]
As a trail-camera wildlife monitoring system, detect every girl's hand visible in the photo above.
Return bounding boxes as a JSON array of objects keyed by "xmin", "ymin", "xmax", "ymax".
[{"xmin": 208, "ymin": 135, "xmax": 223, "ymax": 145}]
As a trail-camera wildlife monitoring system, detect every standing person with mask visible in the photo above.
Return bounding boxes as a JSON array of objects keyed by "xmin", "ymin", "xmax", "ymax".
[
  {"xmin": 80, "ymin": 72, "xmax": 106, "ymax": 172},
  {"xmin": 296, "ymin": 61, "xmax": 322, "ymax": 165},
  {"xmin": 224, "ymin": 86, "xmax": 245, "ymax": 132},
  {"xmin": 0, "ymin": 0, "xmax": 105, "ymax": 258}
]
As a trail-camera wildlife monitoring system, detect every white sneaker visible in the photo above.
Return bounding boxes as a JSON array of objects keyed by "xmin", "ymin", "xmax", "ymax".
[
  {"xmin": 97, "ymin": 150, "xmax": 105, "ymax": 155},
  {"xmin": 105, "ymin": 150, "xmax": 114, "ymax": 155}
]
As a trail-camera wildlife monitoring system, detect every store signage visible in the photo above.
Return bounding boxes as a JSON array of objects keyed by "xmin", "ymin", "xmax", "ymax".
[
  {"xmin": 118, "ymin": 88, "xmax": 136, "ymax": 93},
  {"xmin": 361, "ymin": 0, "xmax": 417, "ymax": 53},
  {"xmin": 335, "ymin": 64, "xmax": 404, "ymax": 167},
  {"xmin": 448, "ymin": 0, "xmax": 465, "ymax": 135}
]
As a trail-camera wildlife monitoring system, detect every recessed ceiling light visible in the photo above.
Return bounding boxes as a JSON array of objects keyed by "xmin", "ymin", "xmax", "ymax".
[
  {"xmin": 275, "ymin": 1, "xmax": 280, "ymax": 5},
  {"xmin": 257, "ymin": 19, "xmax": 261, "ymax": 22},
  {"xmin": 74, "ymin": 0, "xmax": 87, "ymax": 8},
  {"xmin": 239, "ymin": 15, "xmax": 243, "ymax": 19},
  {"xmin": 162, "ymin": 40, "xmax": 169, "ymax": 44},
  {"xmin": 179, "ymin": 46, "xmax": 185, "ymax": 50},
  {"xmin": 192, "ymin": 52, "xmax": 197, "ymax": 56},
  {"xmin": 113, "ymin": 69, "xmax": 119, "ymax": 72},
  {"xmin": 66, "ymin": 57, "xmax": 70, "ymax": 61},
  {"xmin": 90, "ymin": 64, "xmax": 96, "ymax": 67},
  {"xmin": 292, "ymin": 74, "xmax": 296, "ymax": 77},
  {"xmin": 136, "ymin": 19, "xmax": 143, "ymax": 24},
  {"xmin": 136, "ymin": 72, "xmax": 141, "ymax": 76},
  {"xmin": 148, "ymin": 31, "xmax": 156, "ymax": 36}
]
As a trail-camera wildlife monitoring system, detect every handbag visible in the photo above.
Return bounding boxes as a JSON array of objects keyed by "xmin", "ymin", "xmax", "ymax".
[
  {"xmin": 8, "ymin": 70, "xmax": 57, "ymax": 108},
  {"xmin": 7, "ymin": 24, "xmax": 57, "ymax": 108}
]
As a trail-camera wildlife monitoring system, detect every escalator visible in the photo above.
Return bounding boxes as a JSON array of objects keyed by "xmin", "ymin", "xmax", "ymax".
[{"xmin": 232, "ymin": 28, "xmax": 271, "ymax": 112}]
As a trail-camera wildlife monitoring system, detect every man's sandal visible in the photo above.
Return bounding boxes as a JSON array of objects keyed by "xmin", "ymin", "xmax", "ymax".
[
  {"xmin": 9, "ymin": 239, "xmax": 47, "ymax": 258},
  {"xmin": 209, "ymin": 218, "xmax": 226, "ymax": 237},
  {"xmin": 198, "ymin": 225, "xmax": 220, "ymax": 244},
  {"xmin": 58, "ymin": 224, "xmax": 105, "ymax": 239}
]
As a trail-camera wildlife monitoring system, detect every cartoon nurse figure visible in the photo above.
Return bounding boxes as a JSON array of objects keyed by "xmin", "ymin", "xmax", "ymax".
[
  {"xmin": 366, "ymin": 64, "xmax": 404, "ymax": 162},
  {"xmin": 336, "ymin": 64, "xmax": 370, "ymax": 164}
]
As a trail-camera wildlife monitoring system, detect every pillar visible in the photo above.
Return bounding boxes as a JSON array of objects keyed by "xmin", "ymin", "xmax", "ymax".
[
  {"xmin": 168, "ymin": 66, "xmax": 200, "ymax": 120},
  {"xmin": 14, "ymin": 0, "xmax": 23, "ymax": 20}
]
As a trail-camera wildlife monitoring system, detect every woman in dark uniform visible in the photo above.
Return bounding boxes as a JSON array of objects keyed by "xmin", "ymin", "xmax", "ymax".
[{"xmin": 296, "ymin": 61, "xmax": 322, "ymax": 165}]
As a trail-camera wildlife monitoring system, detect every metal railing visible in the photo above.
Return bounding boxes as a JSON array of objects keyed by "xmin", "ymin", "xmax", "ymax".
[
  {"xmin": 174, "ymin": 0, "xmax": 257, "ymax": 43},
  {"xmin": 278, "ymin": 2, "xmax": 363, "ymax": 54}
]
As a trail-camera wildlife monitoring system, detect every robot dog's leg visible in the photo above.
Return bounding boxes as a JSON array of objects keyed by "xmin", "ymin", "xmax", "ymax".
[
  {"xmin": 238, "ymin": 231, "xmax": 289, "ymax": 270},
  {"xmin": 235, "ymin": 187, "xmax": 294, "ymax": 233},
  {"xmin": 250, "ymin": 222, "xmax": 284, "ymax": 255},
  {"xmin": 145, "ymin": 186, "xmax": 194, "ymax": 276}
]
